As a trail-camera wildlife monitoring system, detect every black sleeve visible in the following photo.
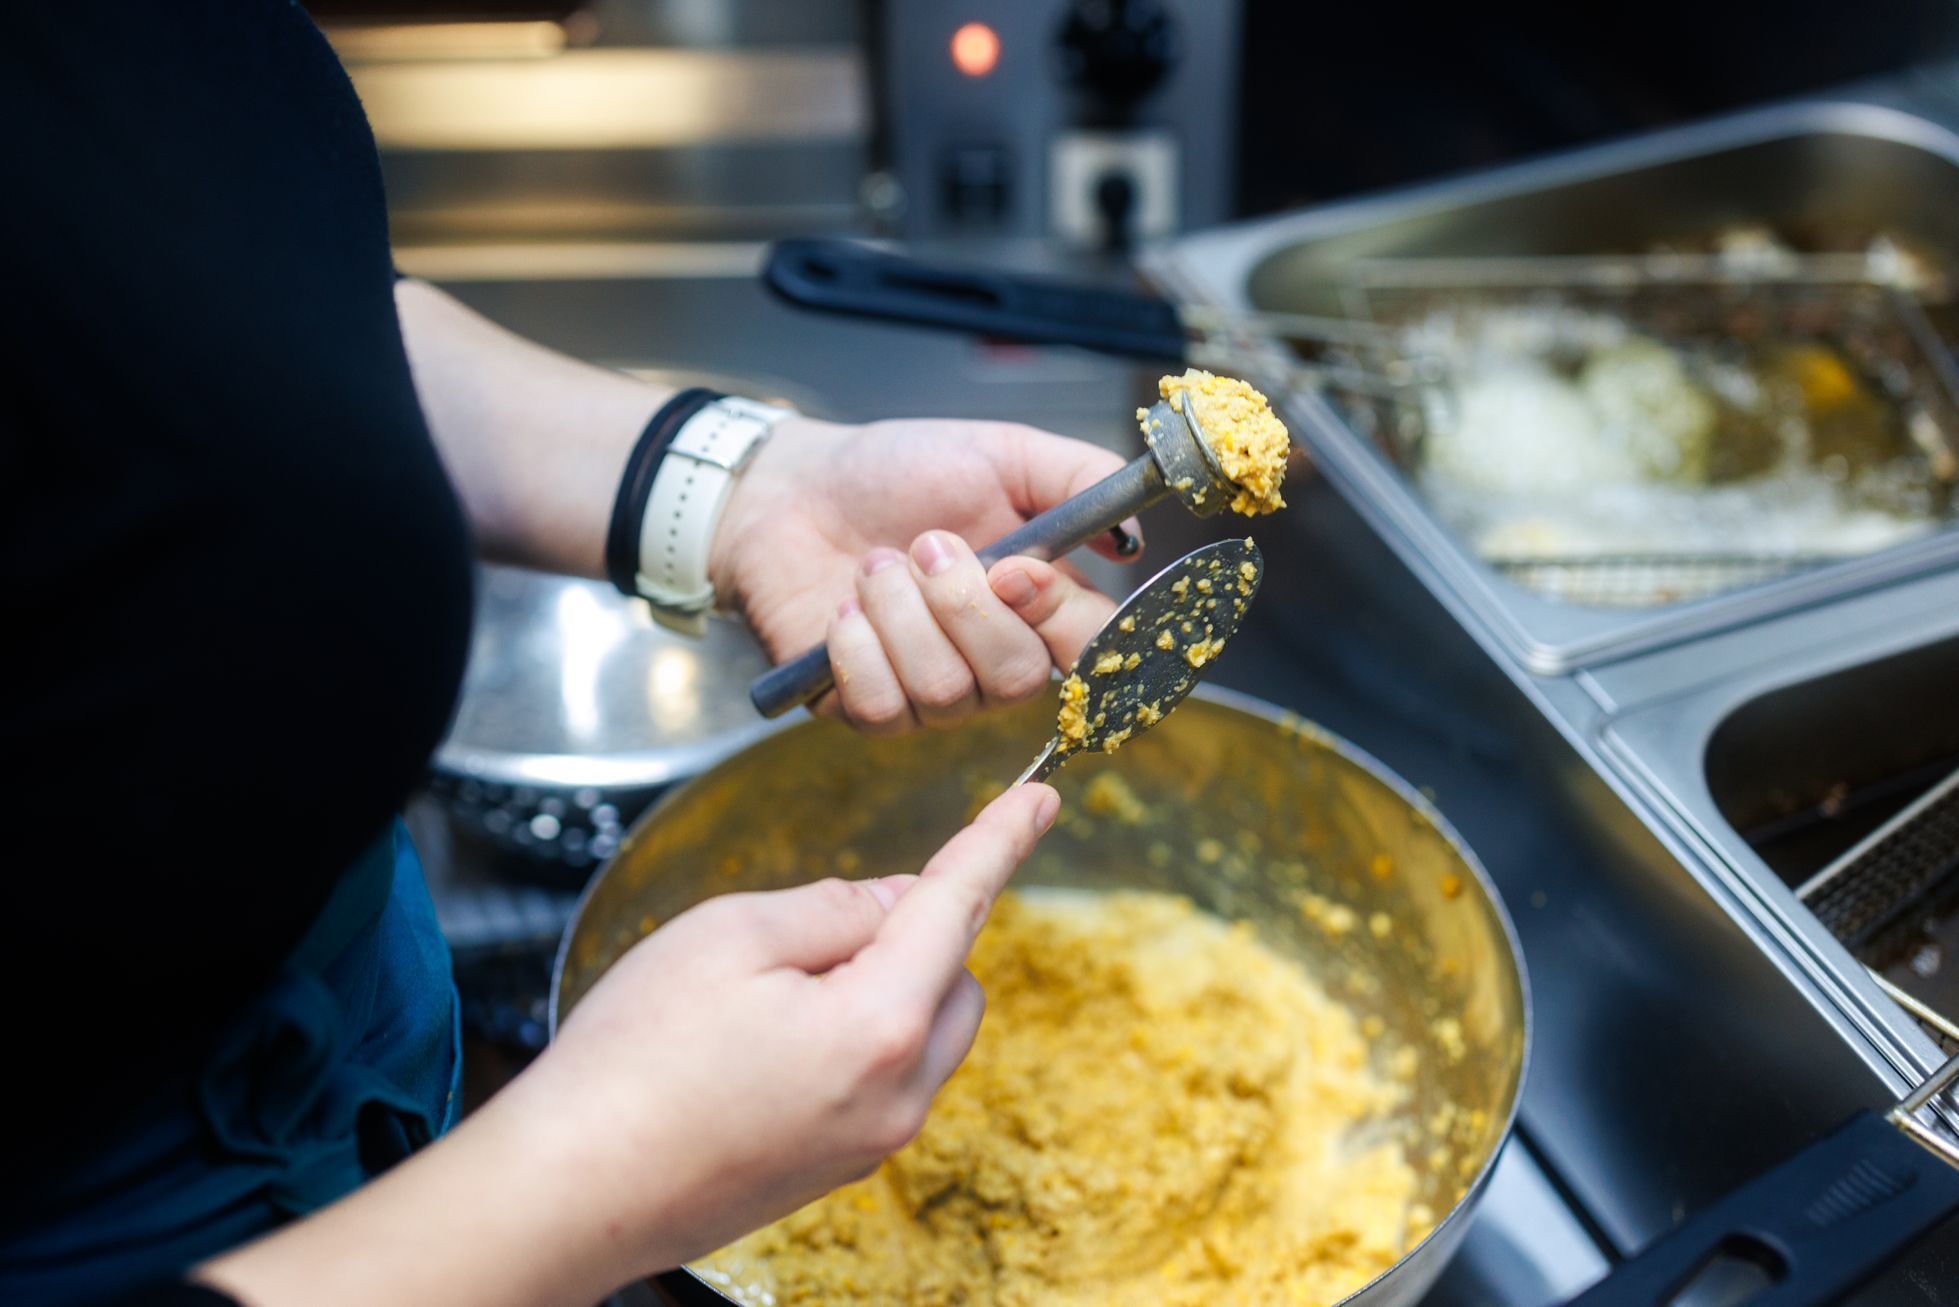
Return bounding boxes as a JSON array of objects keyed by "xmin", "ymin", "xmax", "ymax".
[{"xmin": 0, "ymin": 1, "xmax": 475, "ymax": 1188}]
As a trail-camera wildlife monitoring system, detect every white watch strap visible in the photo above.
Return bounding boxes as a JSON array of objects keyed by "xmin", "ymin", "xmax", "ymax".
[{"xmin": 636, "ymin": 396, "xmax": 792, "ymax": 636}]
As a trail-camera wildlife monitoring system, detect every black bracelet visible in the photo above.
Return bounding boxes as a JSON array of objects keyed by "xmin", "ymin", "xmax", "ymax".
[{"xmin": 605, "ymin": 388, "xmax": 722, "ymax": 598}]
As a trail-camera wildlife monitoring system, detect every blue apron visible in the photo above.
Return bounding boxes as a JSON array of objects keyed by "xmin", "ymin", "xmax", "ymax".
[{"xmin": 0, "ymin": 819, "xmax": 461, "ymax": 1307}]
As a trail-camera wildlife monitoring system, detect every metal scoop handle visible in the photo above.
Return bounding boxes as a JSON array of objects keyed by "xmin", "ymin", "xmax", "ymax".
[{"xmin": 748, "ymin": 455, "xmax": 1165, "ymax": 718}]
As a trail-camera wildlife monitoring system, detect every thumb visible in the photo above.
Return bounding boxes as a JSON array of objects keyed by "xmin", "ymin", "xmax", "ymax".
[{"xmin": 987, "ymin": 556, "xmax": 1118, "ymax": 673}]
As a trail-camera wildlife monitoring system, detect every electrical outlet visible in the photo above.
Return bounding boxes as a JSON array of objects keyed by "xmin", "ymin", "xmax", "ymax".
[{"xmin": 1049, "ymin": 128, "xmax": 1179, "ymax": 247}]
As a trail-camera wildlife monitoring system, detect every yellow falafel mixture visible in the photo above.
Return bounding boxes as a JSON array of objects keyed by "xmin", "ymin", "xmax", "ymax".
[
  {"xmin": 1154, "ymin": 369, "xmax": 1291, "ymax": 515},
  {"xmin": 1055, "ymin": 673, "xmax": 1090, "ymax": 747},
  {"xmin": 696, "ymin": 890, "xmax": 1421, "ymax": 1307}
]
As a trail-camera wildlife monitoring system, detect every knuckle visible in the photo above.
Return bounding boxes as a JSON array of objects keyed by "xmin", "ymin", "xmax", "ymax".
[
  {"xmin": 872, "ymin": 1101, "xmax": 930, "ymax": 1155},
  {"xmin": 862, "ymin": 713, "xmax": 919, "ymax": 740},
  {"xmin": 809, "ymin": 876, "xmax": 865, "ymax": 913},
  {"xmin": 988, "ymin": 652, "xmax": 1053, "ymax": 703},
  {"xmin": 859, "ymin": 1007, "xmax": 927, "ymax": 1072},
  {"xmin": 960, "ymin": 885, "xmax": 990, "ymax": 934},
  {"xmin": 911, "ymin": 667, "xmax": 975, "ymax": 712},
  {"xmin": 846, "ymin": 682, "xmax": 910, "ymax": 729}
]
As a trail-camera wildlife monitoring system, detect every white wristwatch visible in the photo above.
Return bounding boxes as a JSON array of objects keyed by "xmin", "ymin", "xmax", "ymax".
[{"xmin": 634, "ymin": 395, "xmax": 794, "ymax": 636}]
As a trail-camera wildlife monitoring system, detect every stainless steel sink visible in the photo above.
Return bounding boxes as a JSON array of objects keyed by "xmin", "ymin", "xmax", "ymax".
[{"xmin": 1149, "ymin": 99, "xmax": 1959, "ymax": 674}]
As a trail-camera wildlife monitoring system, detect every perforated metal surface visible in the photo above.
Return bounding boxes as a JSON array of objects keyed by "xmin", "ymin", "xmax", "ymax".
[
  {"xmin": 1801, "ymin": 767, "xmax": 1959, "ymax": 947},
  {"xmin": 1488, "ymin": 555, "xmax": 1835, "ymax": 607}
]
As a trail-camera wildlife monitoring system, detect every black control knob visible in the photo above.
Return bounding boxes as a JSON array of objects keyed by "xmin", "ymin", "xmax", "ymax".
[{"xmin": 1053, "ymin": 0, "xmax": 1178, "ymax": 108}]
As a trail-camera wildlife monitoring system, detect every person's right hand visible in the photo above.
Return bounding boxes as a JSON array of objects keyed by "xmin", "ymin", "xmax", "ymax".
[{"xmin": 508, "ymin": 782, "xmax": 1061, "ymax": 1282}]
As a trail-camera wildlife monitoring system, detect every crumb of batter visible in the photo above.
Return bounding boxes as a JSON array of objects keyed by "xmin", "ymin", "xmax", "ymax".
[
  {"xmin": 1081, "ymin": 772, "xmax": 1151, "ymax": 824},
  {"xmin": 1133, "ymin": 701, "xmax": 1163, "ymax": 726},
  {"xmin": 1185, "ymin": 638, "xmax": 1225, "ymax": 668},
  {"xmin": 1057, "ymin": 674, "xmax": 1089, "ymax": 746},
  {"xmin": 699, "ymin": 891, "xmax": 1418, "ymax": 1307},
  {"xmin": 1156, "ymin": 370, "xmax": 1290, "ymax": 516},
  {"xmin": 1092, "ymin": 651, "xmax": 1125, "ymax": 675},
  {"xmin": 1301, "ymin": 892, "xmax": 1359, "ymax": 938},
  {"xmin": 1122, "ymin": 652, "xmax": 1140, "ymax": 671},
  {"xmin": 1118, "ymin": 615, "xmax": 1136, "ymax": 633},
  {"xmin": 1155, "ymin": 630, "xmax": 1176, "ymax": 651}
]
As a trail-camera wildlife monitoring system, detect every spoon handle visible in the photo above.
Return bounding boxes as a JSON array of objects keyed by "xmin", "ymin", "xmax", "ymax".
[{"xmin": 1013, "ymin": 737, "xmax": 1065, "ymax": 787}]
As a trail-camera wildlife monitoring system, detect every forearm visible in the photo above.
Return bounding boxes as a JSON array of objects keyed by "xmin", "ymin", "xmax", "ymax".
[
  {"xmin": 394, "ymin": 278, "xmax": 672, "ymax": 578},
  {"xmin": 196, "ymin": 1072, "xmax": 675, "ymax": 1307}
]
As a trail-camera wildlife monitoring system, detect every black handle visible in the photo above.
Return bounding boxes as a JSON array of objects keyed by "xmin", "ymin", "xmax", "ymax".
[
  {"xmin": 749, "ymin": 456, "xmax": 1162, "ymax": 718},
  {"xmin": 762, "ymin": 238, "xmax": 1190, "ymax": 361},
  {"xmin": 1568, "ymin": 1112, "xmax": 1959, "ymax": 1307}
]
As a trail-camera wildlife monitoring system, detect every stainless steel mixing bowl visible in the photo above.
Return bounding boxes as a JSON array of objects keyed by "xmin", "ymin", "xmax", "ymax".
[{"xmin": 552, "ymin": 688, "xmax": 1529, "ymax": 1306}]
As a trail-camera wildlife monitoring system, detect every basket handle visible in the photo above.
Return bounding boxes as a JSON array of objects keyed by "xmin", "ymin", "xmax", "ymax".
[
  {"xmin": 763, "ymin": 238, "xmax": 1189, "ymax": 361},
  {"xmin": 1565, "ymin": 1111, "xmax": 1959, "ymax": 1306}
]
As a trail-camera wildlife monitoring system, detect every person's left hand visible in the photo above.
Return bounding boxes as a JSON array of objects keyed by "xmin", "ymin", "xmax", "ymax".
[{"xmin": 709, "ymin": 417, "xmax": 1145, "ymax": 734}]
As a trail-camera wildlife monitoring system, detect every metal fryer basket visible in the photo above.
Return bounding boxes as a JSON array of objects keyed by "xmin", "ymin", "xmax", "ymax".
[
  {"xmin": 1801, "ymin": 766, "xmax": 1959, "ymax": 1049},
  {"xmin": 1486, "ymin": 553, "xmax": 1837, "ymax": 607},
  {"xmin": 1308, "ymin": 258, "xmax": 1959, "ymax": 609}
]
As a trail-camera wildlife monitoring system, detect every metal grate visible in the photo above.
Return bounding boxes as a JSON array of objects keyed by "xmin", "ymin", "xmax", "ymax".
[
  {"xmin": 1801, "ymin": 768, "xmax": 1959, "ymax": 949},
  {"xmin": 1487, "ymin": 554, "xmax": 1837, "ymax": 608}
]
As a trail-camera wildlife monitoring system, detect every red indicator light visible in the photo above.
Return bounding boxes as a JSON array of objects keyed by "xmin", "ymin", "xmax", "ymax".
[{"xmin": 951, "ymin": 22, "xmax": 1000, "ymax": 77}]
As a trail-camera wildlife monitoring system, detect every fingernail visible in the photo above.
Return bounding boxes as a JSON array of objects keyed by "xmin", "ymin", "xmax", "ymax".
[
  {"xmin": 862, "ymin": 547, "xmax": 903, "ymax": 577},
  {"xmin": 837, "ymin": 596, "xmax": 862, "ymax": 619},
  {"xmin": 911, "ymin": 531, "xmax": 958, "ymax": 577},
  {"xmin": 1030, "ymin": 785, "xmax": 1060, "ymax": 833},
  {"xmin": 865, "ymin": 878, "xmax": 900, "ymax": 910},
  {"xmin": 992, "ymin": 565, "xmax": 1037, "ymax": 608}
]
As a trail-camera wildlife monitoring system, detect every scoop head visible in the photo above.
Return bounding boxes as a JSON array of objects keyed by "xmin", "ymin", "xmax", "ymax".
[
  {"xmin": 1019, "ymin": 537, "xmax": 1265, "ymax": 785},
  {"xmin": 1140, "ymin": 394, "xmax": 1237, "ymax": 518}
]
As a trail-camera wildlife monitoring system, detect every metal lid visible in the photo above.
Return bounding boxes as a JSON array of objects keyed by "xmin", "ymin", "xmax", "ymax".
[{"xmin": 434, "ymin": 565, "xmax": 783, "ymax": 793}]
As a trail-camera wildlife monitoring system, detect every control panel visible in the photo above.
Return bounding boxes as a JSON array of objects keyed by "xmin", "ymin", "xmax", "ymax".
[{"xmin": 869, "ymin": 0, "xmax": 1240, "ymax": 250}]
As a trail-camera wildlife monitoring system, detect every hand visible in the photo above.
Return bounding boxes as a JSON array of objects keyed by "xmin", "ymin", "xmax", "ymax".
[
  {"xmin": 709, "ymin": 417, "xmax": 1144, "ymax": 733},
  {"xmin": 195, "ymin": 785, "xmax": 1061, "ymax": 1307},
  {"xmin": 519, "ymin": 783, "xmax": 1060, "ymax": 1278}
]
